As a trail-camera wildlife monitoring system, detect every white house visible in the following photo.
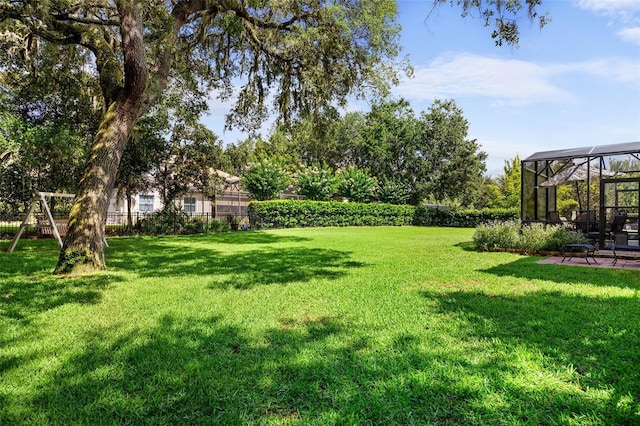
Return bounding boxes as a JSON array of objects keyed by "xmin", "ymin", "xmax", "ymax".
[{"xmin": 106, "ymin": 169, "xmax": 261, "ymax": 225}]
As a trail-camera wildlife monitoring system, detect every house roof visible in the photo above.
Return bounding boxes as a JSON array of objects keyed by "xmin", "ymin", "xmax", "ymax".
[
  {"xmin": 523, "ymin": 141, "xmax": 640, "ymax": 162},
  {"xmin": 210, "ymin": 168, "xmax": 241, "ymax": 184}
]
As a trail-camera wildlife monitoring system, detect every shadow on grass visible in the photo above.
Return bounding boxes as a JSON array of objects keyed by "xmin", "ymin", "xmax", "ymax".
[
  {"xmin": 0, "ymin": 274, "xmax": 116, "ymax": 323},
  {"xmin": 109, "ymin": 231, "xmax": 311, "ymax": 246},
  {"xmin": 3, "ymin": 304, "xmax": 638, "ymax": 425},
  {"xmin": 481, "ymin": 256, "xmax": 640, "ymax": 289},
  {"xmin": 455, "ymin": 241, "xmax": 477, "ymax": 252},
  {"xmin": 0, "ymin": 274, "xmax": 117, "ymax": 379},
  {"xmin": 420, "ymin": 288, "xmax": 640, "ymax": 424},
  {"xmin": 0, "ymin": 239, "xmax": 61, "ymax": 276},
  {"xmin": 0, "ymin": 241, "xmax": 120, "ymax": 325},
  {"xmin": 106, "ymin": 236, "xmax": 365, "ymax": 289},
  {"xmin": 196, "ymin": 230, "xmax": 311, "ymax": 245}
]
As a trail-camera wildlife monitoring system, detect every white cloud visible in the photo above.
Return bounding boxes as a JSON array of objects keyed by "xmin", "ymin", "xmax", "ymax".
[
  {"xmin": 395, "ymin": 53, "xmax": 640, "ymax": 106},
  {"xmin": 569, "ymin": 57, "xmax": 640, "ymax": 85},
  {"xmin": 617, "ymin": 26, "xmax": 640, "ymax": 45},
  {"xmin": 575, "ymin": 0, "xmax": 640, "ymax": 42},
  {"xmin": 575, "ymin": 0, "xmax": 640, "ymax": 18},
  {"xmin": 395, "ymin": 53, "xmax": 576, "ymax": 105}
]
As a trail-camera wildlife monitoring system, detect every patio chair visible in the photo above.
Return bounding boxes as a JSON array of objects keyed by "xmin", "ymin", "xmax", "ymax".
[
  {"xmin": 573, "ymin": 211, "xmax": 597, "ymax": 234},
  {"xmin": 606, "ymin": 210, "xmax": 627, "ymax": 235},
  {"xmin": 547, "ymin": 211, "xmax": 563, "ymax": 225}
]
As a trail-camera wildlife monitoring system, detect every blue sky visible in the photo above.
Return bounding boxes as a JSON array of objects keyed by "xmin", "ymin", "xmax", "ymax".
[{"xmin": 201, "ymin": 0, "xmax": 640, "ymax": 177}]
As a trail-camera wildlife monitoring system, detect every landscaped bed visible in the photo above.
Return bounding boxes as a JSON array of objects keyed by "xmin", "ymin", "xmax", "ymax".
[{"xmin": 1, "ymin": 227, "xmax": 638, "ymax": 425}]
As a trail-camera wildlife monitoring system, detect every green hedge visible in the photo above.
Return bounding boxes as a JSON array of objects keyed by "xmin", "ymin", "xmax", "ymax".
[
  {"xmin": 248, "ymin": 200, "xmax": 519, "ymax": 229},
  {"xmin": 248, "ymin": 200, "xmax": 415, "ymax": 229},
  {"xmin": 413, "ymin": 206, "xmax": 519, "ymax": 227}
]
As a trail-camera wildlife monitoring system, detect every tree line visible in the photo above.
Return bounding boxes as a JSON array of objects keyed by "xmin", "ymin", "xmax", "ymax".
[{"xmin": 1, "ymin": 92, "xmax": 520, "ymax": 214}]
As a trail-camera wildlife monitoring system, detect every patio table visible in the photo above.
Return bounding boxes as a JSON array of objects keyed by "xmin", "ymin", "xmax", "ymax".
[{"xmin": 562, "ymin": 243, "xmax": 597, "ymax": 265}]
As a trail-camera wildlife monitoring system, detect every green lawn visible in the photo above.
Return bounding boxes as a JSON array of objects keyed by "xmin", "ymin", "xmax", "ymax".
[{"xmin": 1, "ymin": 227, "xmax": 639, "ymax": 425}]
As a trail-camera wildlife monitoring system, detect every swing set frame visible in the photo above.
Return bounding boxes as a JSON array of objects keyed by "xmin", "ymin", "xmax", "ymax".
[
  {"xmin": 6, "ymin": 192, "xmax": 108, "ymax": 253},
  {"xmin": 7, "ymin": 192, "xmax": 75, "ymax": 252}
]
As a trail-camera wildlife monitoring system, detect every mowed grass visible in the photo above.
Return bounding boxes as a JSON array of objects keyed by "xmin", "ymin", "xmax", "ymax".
[{"xmin": 0, "ymin": 227, "xmax": 639, "ymax": 425}]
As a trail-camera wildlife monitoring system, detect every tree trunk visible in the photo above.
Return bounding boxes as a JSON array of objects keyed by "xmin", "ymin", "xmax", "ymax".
[
  {"xmin": 54, "ymin": 102, "xmax": 137, "ymax": 274},
  {"xmin": 52, "ymin": 1, "xmax": 207, "ymax": 274},
  {"xmin": 54, "ymin": 2, "xmax": 147, "ymax": 275}
]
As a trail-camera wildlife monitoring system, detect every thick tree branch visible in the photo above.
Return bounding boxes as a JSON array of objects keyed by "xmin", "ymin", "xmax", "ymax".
[
  {"xmin": 141, "ymin": 0, "xmax": 207, "ymax": 112},
  {"xmin": 118, "ymin": 1, "xmax": 147, "ymax": 110},
  {"xmin": 220, "ymin": 0, "xmax": 309, "ymax": 30},
  {"xmin": 62, "ymin": 14, "xmax": 120, "ymax": 26}
]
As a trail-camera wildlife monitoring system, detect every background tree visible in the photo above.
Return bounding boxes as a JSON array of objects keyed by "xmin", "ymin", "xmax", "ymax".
[
  {"xmin": 115, "ymin": 112, "xmax": 170, "ymax": 229},
  {"xmin": 285, "ymin": 109, "xmax": 344, "ymax": 167},
  {"xmin": 0, "ymin": 113, "xmax": 35, "ymax": 211},
  {"xmin": 472, "ymin": 157, "xmax": 521, "ymax": 210},
  {"xmin": 494, "ymin": 156, "xmax": 521, "ymax": 209},
  {"xmin": 415, "ymin": 100, "xmax": 487, "ymax": 204},
  {"xmin": 153, "ymin": 121, "xmax": 224, "ymax": 208},
  {"xmin": 323, "ymin": 99, "xmax": 486, "ymax": 205},
  {"xmin": 611, "ymin": 157, "xmax": 640, "ymax": 176},
  {"xmin": 377, "ymin": 177, "xmax": 410, "ymax": 205},
  {"xmin": 336, "ymin": 166, "xmax": 379, "ymax": 203},
  {"xmin": 222, "ymin": 139, "xmax": 258, "ymax": 175},
  {"xmin": 295, "ymin": 164, "xmax": 338, "ymax": 201},
  {"xmin": 0, "ymin": 114, "xmax": 87, "ymax": 211},
  {"xmin": 556, "ymin": 185, "xmax": 580, "ymax": 219},
  {"xmin": 354, "ymin": 100, "xmax": 422, "ymax": 200},
  {"xmin": 472, "ymin": 176, "xmax": 503, "ymax": 209},
  {"xmin": 241, "ymin": 159, "xmax": 291, "ymax": 201},
  {"xmin": 0, "ymin": 42, "xmax": 100, "ymax": 211},
  {"xmin": 328, "ymin": 112, "xmax": 369, "ymax": 169}
]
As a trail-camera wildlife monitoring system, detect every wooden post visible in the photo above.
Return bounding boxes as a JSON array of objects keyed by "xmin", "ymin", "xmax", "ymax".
[
  {"xmin": 7, "ymin": 195, "xmax": 39, "ymax": 253},
  {"xmin": 40, "ymin": 193, "xmax": 64, "ymax": 248}
]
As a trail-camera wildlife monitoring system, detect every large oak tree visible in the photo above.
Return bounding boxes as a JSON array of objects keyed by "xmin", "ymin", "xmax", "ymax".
[{"xmin": 0, "ymin": 0, "xmax": 546, "ymax": 274}]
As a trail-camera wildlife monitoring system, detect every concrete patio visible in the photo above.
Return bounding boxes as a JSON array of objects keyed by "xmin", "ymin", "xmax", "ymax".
[{"xmin": 538, "ymin": 250, "xmax": 640, "ymax": 270}]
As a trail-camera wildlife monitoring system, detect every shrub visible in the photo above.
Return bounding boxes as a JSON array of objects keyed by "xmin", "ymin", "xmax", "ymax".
[
  {"xmin": 241, "ymin": 159, "xmax": 290, "ymax": 201},
  {"xmin": 141, "ymin": 204, "xmax": 190, "ymax": 235},
  {"xmin": 542, "ymin": 225, "xmax": 589, "ymax": 251},
  {"xmin": 250, "ymin": 202, "xmax": 519, "ymax": 230},
  {"xmin": 472, "ymin": 220, "xmax": 521, "ymax": 251},
  {"xmin": 473, "ymin": 220, "xmax": 588, "ymax": 252},
  {"xmin": 519, "ymin": 222, "xmax": 550, "ymax": 251},
  {"xmin": 138, "ymin": 206, "xmax": 223, "ymax": 235},
  {"xmin": 294, "ymin": 164, "xmax": 338, "ymax": 201},
  {"xmin": 336, "ymin": 166, "xmax": 378, "ymax": 203},
  {"xmin": 209, "ymin": 219, "xmax": 224, "ymax": 232},
  {"xmin": 377, "ymin": 178, "xmax": 409, "ymax": 205}
]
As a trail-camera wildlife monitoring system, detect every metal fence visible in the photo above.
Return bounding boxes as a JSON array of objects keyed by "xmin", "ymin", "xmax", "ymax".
[{"xmin": 0, "ymin": 211, "xmax": 248, "ymax": 239}]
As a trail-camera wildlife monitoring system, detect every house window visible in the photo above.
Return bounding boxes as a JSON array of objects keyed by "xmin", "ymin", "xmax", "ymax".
[
  {"xmin": 139, "ymin": 195, "xmax": 154, "ymax": 212},
  {"xmin": 183, "ymin": 197, "xmax": 196, "ymax": 214}
]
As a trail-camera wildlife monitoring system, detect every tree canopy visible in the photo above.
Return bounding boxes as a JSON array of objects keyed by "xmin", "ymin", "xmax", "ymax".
[{"xmin": 260, "ymin": 99, "xmax": 487, "ymax": 205}]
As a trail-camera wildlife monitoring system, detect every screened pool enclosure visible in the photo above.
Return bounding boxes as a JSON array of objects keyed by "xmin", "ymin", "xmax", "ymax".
[{"xmin": 521, "ymin": 141, "xmax": 640, "ymax": 247}]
